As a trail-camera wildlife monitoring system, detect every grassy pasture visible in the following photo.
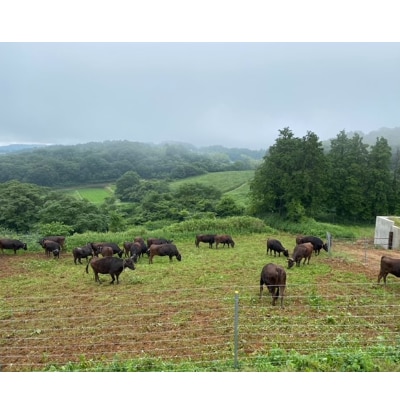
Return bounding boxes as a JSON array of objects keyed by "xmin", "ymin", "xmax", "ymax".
[
  {"xmin": 58, "ymin": 184, "xmax": 115, "ymax": 204},
  {"xmin": 1, "ymin": 230, "xmax": 400, "ymax": 372}
]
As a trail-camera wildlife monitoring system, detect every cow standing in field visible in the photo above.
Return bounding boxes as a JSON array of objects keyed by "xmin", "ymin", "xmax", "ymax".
[
  {"xmin": 41, "ymin": 240, "xmax": 61, "ymax": 258},
  {"xmin": 195, "ymin": 234, "xmax": 216, "ymax": 248},
  {"xmin": 40, "ymin": 236, "xmax": 66, "ymax": 252},
  {"xmin": 215, "ymin": 234, "xmax": 235, "ymax": 249},
  {"xmin": 72, "ymin": 244, "xmax": 94, "ymax": 265},
  {"xmin": 89, "ymin": 242, "xmax": 123, "ymax": 258},
  {"xmin": 266, "ymin": 238, "xmax": 289, "ymax": 257},
  {"xmin": 260, "ymin": 263, "xmax": 286, "ymax": 308},
  {"xmin": 378, "ymin": 256, "xmax": 400, "ymax": 285},
  {"xmin": 296, "ymin": 235, "xmax": 328, "ymax": 255},
  {"xmin": 86, "ymin": 256, "xmax": 136, "ymax": 284},
  {"xmin": 287, "ymin": 243, "xmax": 313, "ymax": 269},
  {"xmin": 0, "ymin": 238, "xmax": 27, "ymax": 254},
  {"xmin": 148, "ymin": 243, "xmax": 182, "ymax": 264}
]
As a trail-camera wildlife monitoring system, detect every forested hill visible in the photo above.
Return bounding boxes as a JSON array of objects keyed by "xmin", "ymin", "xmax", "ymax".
[{"xmin": 0, "ymin": 140, "xmax": 264, "ymax": 187}]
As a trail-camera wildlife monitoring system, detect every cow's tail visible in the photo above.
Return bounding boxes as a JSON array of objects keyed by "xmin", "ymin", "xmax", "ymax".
[{"xmin": 86, "ymin": 256, "xmax": 93, "ymax": 274}]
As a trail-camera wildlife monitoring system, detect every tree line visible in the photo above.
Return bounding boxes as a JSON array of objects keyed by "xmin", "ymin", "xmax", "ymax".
[
  {"xmin": 250, "ymin": 128, "xmax": 400, "ymax": 223},
  {"xmin": 1, "ymin": 129, "xmax": 399, "ymax": 235},
  {"xmin": 0, "ymin": 140, "xmax": 263, "ymax": 187}
]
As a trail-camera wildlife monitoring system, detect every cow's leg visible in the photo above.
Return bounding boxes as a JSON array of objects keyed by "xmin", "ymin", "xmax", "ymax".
[
  {"xmin": 109, "ymin": 274, "xmax": 115, "ymax": 284},
  {"xmin": 95, "ymin": 272, "xmax": 101, "ymax": 284}
]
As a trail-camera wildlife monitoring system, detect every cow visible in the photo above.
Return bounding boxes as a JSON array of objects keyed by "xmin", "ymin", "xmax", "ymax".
[
  {"xmin": 0, "ymin": 238, "xmax": 27, "ymax": 254},
  {"xmin": 89, "ymin": 242, "xmax": 123, "ymax": 258},
  {"xmin": 287, "ymin": 243, "xmax": 313, "ymax": 269},
  {"xmin": 378, "ymin": 255, "xmax": 400, "ymax": 285},
  {"xmin": 39, "ymin": 236, "xmax": 66, "ymax": 252},
  {"xmin": 123, "ymin": 241, "xmax": 134, "ymax": 257},
  {"xmin": 266, "ymin": 238, "xmax": 289, "ymax": 257},
  {"xmin": 41, "ymin": 240, "xmax": 61, "ymax": 258},
  {"xmin": 72, "ymin": 245, "xmax": 94, "ymax": 265},
  {"xmin": 195, "ymin": 234, "xmax": 216, "ymax": 248},
  {"xmin": 86, "ymin": 256, "xmax": 136, "ymax": 284},
  {"xmin": 296, "ymin": 235, "xmax": 328, "ymax": 255},
  {"xmin": 100, "ymin": 246, "xmax": 114, "ymax": 257},
  {"xmin": 260, "ymin": 263, "xmax": 286, "ymax": 308},
  {"xmin": 128, "ymin": 242, "xmax": 141, "ymax": 262},
  {"xmin": 215, "ymin": 234, "xmax": 235, "ymax": 249},
  {"xmin": 147, "ymin": 238, "xmax": 173, "ymax": 248},
  {"xmin": 148, "ymin": 243, "xmax": 182, "ymax": 264},
  {"xmin": 134, "ymin": 237, "xmax": 148, "ymax": 258}
]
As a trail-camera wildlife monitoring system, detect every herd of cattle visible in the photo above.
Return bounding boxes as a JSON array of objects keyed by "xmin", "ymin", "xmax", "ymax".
[{"xmin": 2, "ymin": 233, "xmax": 400, "ymax": 306}]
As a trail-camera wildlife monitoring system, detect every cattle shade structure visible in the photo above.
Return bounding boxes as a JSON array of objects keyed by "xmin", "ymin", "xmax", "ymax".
[{"xmin": 374, "ymin": 216, "xmax": 400, "ymax": 250}]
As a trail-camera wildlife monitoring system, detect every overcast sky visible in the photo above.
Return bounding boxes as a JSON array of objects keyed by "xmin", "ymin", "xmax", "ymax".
[{"xmin": 1, "ymin": 5, "xmax": 400, "ymax": 151}]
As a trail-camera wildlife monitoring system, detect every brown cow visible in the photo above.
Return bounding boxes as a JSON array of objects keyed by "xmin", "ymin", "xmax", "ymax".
[
  {"xmin": 86, "ymin": 256, "xmax": 136, "ymax": 284},
  {"xmin": 260, "ymin": 263, "xmax": 286, "ymax": 308},
  {"xmin": 195, "ymin": 234, "xmax": 216, "ymax": 248},
  {"xmin": 378, "ymin": 255, "xmax": 400, "ymax": 285},
  {"xmin": 287, "ymin": 243, "xmax": 313, "ymax": 269},
  {"xmin": 215, "ymin": 234, "xmax": 235, "ymax": 249},
  {"xmin": 148, "ymin": 243, "xmax": 182, "ymax": 264}
]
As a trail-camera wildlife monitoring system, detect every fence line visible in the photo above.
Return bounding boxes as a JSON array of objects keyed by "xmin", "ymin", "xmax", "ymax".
[{"xmin": 2, "ymin": 279, "xmax": 400, "ymax": 371}]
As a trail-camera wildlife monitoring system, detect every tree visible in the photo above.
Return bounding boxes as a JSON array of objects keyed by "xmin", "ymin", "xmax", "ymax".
[
  {"xmin": 115, "ymin": 171, "xmax": 141, "ymax": 202},
  {"xmin": 0, "ymin": 180, "xmax": 47, "ymax": 232},
  {"xmin": 250, "ymin": 128, "xmax": 326, "ymax": 219}
]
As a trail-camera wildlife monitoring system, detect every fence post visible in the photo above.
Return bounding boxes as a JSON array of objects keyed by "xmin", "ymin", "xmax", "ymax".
[{"xmin": 234, "ymin": 291, "xmax": 239, "ymax": 369}]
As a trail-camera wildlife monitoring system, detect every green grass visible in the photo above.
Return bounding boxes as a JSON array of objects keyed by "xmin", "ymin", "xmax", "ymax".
[
  {"xmin": 2, "ymin": 220, "xmax": 400, "ymax": 372},
  {"xmin": 58, "ymin": 184, "xmax": 115, "ymax": 203}
]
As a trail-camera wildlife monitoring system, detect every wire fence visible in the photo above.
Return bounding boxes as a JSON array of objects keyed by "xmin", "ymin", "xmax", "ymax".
[{"xmin": 2, "ymin": 279, "xmax": 400, "ymax": 371}]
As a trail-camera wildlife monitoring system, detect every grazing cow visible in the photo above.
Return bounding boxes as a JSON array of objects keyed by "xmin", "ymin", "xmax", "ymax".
[
  {"xmin": 378, "ymin": 256, "xmax": 400, "ymax": 285},
  {"xmin": 287, "ymin": 243, "xmax": 313, "ymax": 269},
  {"xmin": 148, "ymin": 243, "xmax": 182, "ymax": 264},
  {"xmin": 89, "ymin": 242, "xmax": 123, "ymax": 258},
  {"xmin": 266, "ymin": 238, "xmax": 289, "ymax": 257},
  {"xmin": 147, "ymin": 238, "xmax": 173, "ymax": 248},
  {"xmin": 0, "ymin": 238, "xmax": 27, "ymax": 254},
  {"xmin": 123, "ymin": 241, "xmax": 134, "ymax": 257},
  {"xmin": 260, "ymin": 263, "xmax": 286, "ymax": 308},
  {"xmin": 215, "ymin": 234, "xmax": 235, "ymax": 249},
  {"xmin": 72, "ymin": 245, "xmax": 94, "ymax": 265},
  {"xmin": 134, "ymin": 237, "xmax": 148, "ymax": 258},
  {"xmin": 39, "ymin": 236, "xmax": 66, "ymax": 251},
  {"xmin": 41, "ymin": 240, "xmax": 61, "ymax": 258},
  {"xmin": 296, "ymin": 235, "xmax": 328, "ymax": 255},
  {"xmin": 86, "ymin": 256, "xmax": 136, "ymax": 284},
  {"xmin": 100, "ymin": 246, "xmax": 114, "ymax": 257},
  {"xmin": 128, "ymin": 242, "xmax": 141, "ymax": 262},
  {"xmin": 195, "ymin": 234, "xmax": 216, "ymax": 248}
]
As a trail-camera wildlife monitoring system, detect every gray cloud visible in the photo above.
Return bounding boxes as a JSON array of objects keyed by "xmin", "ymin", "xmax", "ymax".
[{"xmin": 0, "ymin": 42, "xmax": 399, "ymax": 150}]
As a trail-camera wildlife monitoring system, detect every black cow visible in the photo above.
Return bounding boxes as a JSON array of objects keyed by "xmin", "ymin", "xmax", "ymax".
[
  {"xmin": 148, "ymin": 243, "xmax": 182, "ymax": 264},
  {"xmin": 86, "ymin": 256, "xmax": 136, "ymax": 284},
  {"xmin": 296, "ymin": 235, "xmax": 328, "ymax": 255},
  {"xmin": 128, "ymin": 242, "xmax": 141, "ymax": 262},
  {"xmin": 287, "ymin": 243, "xmax": 313, "ymax": 269},
  {"xmin": 195, "ymin": 234, "xmax": 216, "ymax": 248},
  {"xmin": 378, "ymin": 256, "xmax": 400, "ymax": 285},
  {"xmin": 215, "ymin": 234, "xmax": 235, "ymax": 248},
  {"xmin": 89, "ymin": 242, "xmax": 123, "ymax": 258},
  {"xmin": 266, "ymin": 238, "xmax": 289, "ymax": 257},
  {"xmin": 0, "ymin": 238, "xmax": 27, "ymax": 254},
  {"xmin": 39, "ymin": 236, "xmax": 66, "ymax": 251},
  {"xmin": 260, "ymin": 263, "xmax": 286, "ymax": 308},
  {"xmin": 72, "ymin": 245, "xmax": 94, "ymax": 265},
  {"xmin": 41, "ymin": 240, "xmax": 61, "ymax": 258}
]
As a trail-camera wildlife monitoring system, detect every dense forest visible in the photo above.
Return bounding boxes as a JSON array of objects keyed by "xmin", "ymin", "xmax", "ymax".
[
  {"xmin": 1, "ymin": 127, "xmax": 400, "ymax": 235},
  {"xmin": 0, "ymin": 141, "xmax": 264, "ymax": 187}
]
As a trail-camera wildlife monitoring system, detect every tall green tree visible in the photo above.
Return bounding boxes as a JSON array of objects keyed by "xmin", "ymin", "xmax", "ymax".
[
  {"xmin": 326, "ymin": 131, "xmax": 369, "ymax": 220},
  {"xmin": 364, "ymin": 137, "xmax": 393, "ymax": 218},
  {"xmin": 250, "ymin": 127, "xmax": 326, "ymax": 219}
]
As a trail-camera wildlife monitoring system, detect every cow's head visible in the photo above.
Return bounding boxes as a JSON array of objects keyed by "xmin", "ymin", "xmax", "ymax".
[{"xmin": 287, "ymin": 258, "xmax": 295, "ymax": 269}]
